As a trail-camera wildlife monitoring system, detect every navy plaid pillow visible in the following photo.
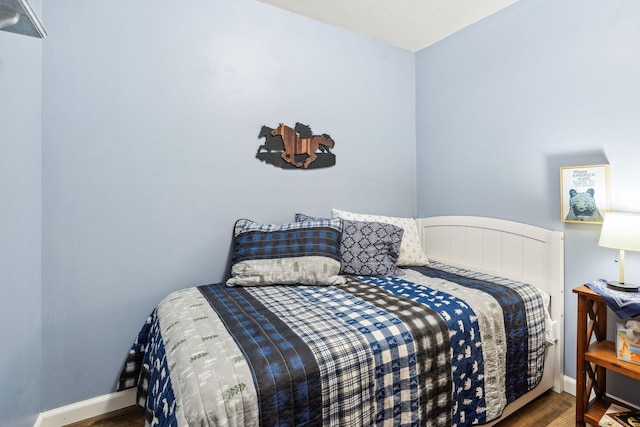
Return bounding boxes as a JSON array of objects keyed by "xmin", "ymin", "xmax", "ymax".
[{"xmin": 227, "ymin": 218, "xmax": 346, "ymax": 286}]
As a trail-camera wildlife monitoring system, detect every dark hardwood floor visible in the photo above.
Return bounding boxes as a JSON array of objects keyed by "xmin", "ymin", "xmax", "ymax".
[
  {"xmin": 64, "ymin": 390, "xmax": 575, "ymax": 427},
  {"xmin": 494, "ymin": 390, "xmax": 575, "ymax": 427}
]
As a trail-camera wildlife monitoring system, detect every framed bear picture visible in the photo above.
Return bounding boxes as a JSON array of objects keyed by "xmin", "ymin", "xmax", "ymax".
[{"xmin": 560, "ymin": 164, "xmax": 610, "ymax": 224}]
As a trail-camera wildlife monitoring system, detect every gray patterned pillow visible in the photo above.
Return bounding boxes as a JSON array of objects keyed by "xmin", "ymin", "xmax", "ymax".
[
  {"xmin": 332, "ymin": 209, "xmax": 429, "ymax": 266},
  {"xmin": 339, "ymin": 219, "xmax": 404, "ymax": 277},
  {"xmin": 295, "ymin": 213, "xmax": 325, "ymax": 222}
]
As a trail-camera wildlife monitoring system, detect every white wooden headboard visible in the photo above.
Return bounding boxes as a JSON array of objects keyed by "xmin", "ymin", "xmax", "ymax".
[{"xmin": 415, "ymin": 215, "xmax": 565, "ymax": 394}]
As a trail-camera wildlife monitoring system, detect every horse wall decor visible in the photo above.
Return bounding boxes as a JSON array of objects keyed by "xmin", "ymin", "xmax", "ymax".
[{"xmin": 255, "ymin": 122, "xmax": 336, "ymax": 169}]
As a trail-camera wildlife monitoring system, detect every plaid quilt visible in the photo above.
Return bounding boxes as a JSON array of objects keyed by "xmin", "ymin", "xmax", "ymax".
[{"xmin": 119, "ymin": 262, "xmax": 547, "ymax": 427}]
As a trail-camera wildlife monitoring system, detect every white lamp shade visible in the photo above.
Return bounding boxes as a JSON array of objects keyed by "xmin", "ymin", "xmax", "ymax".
[{"xmin": 598, "ymin": 212, "xmax": 640, "ymax": 252}]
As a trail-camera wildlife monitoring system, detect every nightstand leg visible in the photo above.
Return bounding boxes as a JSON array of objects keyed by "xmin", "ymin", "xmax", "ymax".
[
  {"xmin": 575, "ymin": 293, "xmax": 608, "ymax": 426},
  {"xmin": 576, "ymin": 293, "xmax": 587, "ymax": 426}
]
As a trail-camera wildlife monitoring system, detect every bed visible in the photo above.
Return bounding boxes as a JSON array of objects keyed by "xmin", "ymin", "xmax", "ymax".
[{"xmin": 118, "ymin": 214, "xmax": 564, "ymax": 427}]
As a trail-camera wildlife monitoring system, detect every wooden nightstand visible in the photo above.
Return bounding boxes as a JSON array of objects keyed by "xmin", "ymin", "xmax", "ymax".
[{"xmin": 573, "ymin": 285, "xmax": 640, "ymax": 426}]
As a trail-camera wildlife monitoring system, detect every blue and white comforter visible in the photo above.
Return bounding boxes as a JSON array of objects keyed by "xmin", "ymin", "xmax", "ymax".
[{"xmin": 118, "ymin": 261, "xmax": 549, "ymax": 427}]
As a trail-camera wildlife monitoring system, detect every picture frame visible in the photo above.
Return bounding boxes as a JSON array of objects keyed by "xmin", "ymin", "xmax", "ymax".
[{"xmin": 560, "ymin": 164, "xmax": 610, "ymax": 224}]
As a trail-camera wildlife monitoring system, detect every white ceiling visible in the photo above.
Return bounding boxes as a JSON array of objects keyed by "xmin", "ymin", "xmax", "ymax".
[{"xmin": 257, "ymin": 0, "xmax": 519, "ymax": 52}]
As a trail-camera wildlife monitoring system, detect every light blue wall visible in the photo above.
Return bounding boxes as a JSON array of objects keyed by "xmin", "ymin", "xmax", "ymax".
[
  {"xmin": 16, "ymin": 0, "xmax": 640, "ymax": 416},
  {"xmin": 41, "ymin": 0, "xmax": 416, "ymax": 409},
  {"xmin": 416, "ymin": 0, "xmax": 640, "ymax": 403},
  {"xmin": 0, "ymin": 1, "xmax": 43, "ymax": 425}
]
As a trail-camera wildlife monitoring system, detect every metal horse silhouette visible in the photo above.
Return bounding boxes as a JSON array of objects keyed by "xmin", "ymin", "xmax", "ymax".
[
  {"xmin": 255, "ymin": 122, "xmax": 336, "ymax": 169},
  {"xmin": 256, "ymin": 125, "xmax": 284, "ymax": 154}
]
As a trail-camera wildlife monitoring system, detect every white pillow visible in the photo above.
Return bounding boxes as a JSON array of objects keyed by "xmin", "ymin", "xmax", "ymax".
[{"xmin": 332, "ymin": 209, "xmax": 429, "ymax": 267}]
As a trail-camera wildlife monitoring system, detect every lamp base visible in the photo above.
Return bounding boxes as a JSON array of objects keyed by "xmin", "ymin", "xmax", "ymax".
[{"xmin": 606, "ymin": 281, "xmax": 640, "ymax": 292}]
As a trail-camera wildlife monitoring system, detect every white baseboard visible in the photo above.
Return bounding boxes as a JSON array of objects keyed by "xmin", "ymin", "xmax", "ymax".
[
  {"xmin": 34, "ymin": 388, "xmax": 136, "ymax": 427},
  {"xmin": 563, "ymin": 375, "xmax": 576, "ymax": 396},
  {"xmin": 561, "ymin": 375, "xmax": 640, "ymax": 411}
]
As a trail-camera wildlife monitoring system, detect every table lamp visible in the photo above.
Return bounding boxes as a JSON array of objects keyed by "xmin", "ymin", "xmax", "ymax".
[{"xmin": 598, "ymin": 212, "xmax": 640, "ymax": 292}]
